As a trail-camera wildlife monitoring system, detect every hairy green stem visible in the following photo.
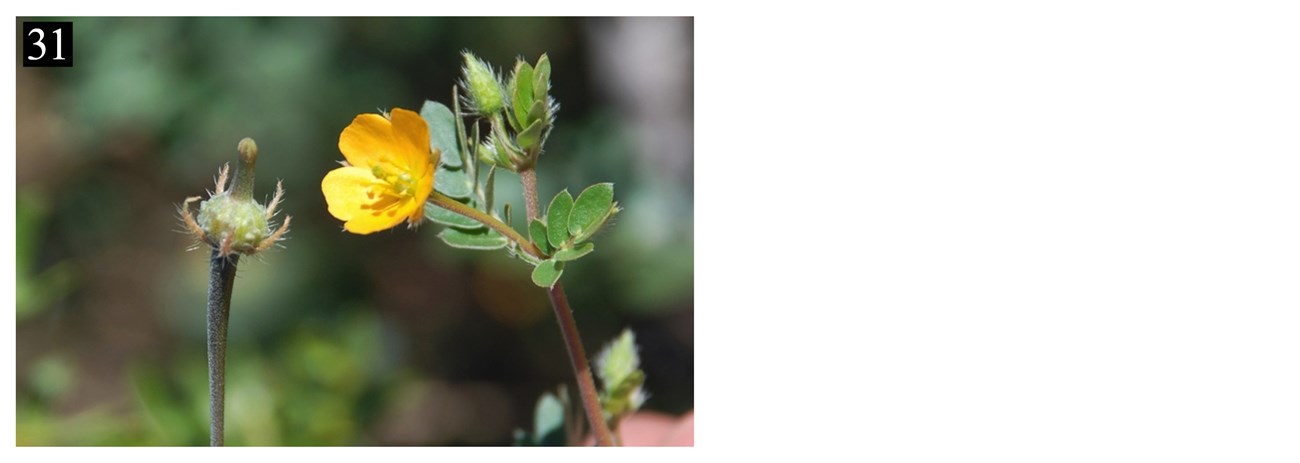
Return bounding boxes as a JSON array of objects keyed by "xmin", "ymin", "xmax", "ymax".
[
  {"xmin": 206, "ymin": 250, "xmax": 239, "ymax": 446},
  {"xmin": 518, "ymin": 167, "xmax": 615, "ymax": 447},
  {"xmin": 428, "ymin": 191, "xmax": 544, "ymax": 258},
  {"xmin": 519, "ymin": 169, "xmax": 541, "ymax": 222}
]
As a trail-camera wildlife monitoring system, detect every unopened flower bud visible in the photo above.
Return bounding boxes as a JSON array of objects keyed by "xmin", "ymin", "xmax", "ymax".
[
  {"xmin": 196, "ymin": 194, "xmax": 270, "ymax": 255},
  {"xmin": 180, "ymin": 138, "xmax": 291, "ymax": 257},
  {"xmin": 462, "ymin": 52, "xmax": 505, "ymax": 114}
]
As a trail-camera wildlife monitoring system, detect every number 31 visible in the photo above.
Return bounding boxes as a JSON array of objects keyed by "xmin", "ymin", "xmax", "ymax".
[{"xmin": 28, "ymin": 27, "xmax": 65, "ymax": 61}]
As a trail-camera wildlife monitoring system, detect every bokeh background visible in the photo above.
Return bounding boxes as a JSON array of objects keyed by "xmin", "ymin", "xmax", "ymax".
[{"xmin": 15, "ymin": 17, "xmax": 692, "ymax": 445}]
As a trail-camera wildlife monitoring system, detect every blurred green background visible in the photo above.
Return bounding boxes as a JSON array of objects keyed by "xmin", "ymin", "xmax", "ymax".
[{"xmin": 15, "ymin": 17, "xmax": 693, "ymax": 446}]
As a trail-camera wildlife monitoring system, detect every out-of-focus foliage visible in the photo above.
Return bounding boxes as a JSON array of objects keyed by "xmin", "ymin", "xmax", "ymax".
[
  {"xmin": 596, "ymin": 329, "xmax": 647, "ymax": 422},
  {"xmin": 512, "ymin": 387, "xmax": 578, "ymax": 446},
  {"xmin": 16, "ymin": 17, "xmax": 692, "ymax": 446}
]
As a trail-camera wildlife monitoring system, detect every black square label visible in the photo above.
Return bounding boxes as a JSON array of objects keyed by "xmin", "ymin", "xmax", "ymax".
[{"xmin": 22, "ymin": 21, "xmax": 73, "ymax": 67}]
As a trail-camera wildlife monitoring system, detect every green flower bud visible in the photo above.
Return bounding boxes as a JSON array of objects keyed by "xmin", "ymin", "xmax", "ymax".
[
  {"xmin": 595, "ymin": 329, "xmax": 646, "ymax": 419},
  {"xmin": 180, "ymin": 138, "xmax": 290, "ymax": 257},
  {"xmin": 461, "ymin": 52, "xmax": 505, "ymax": 114},
  {"xmin": 196, "ymin": 194, "xmax": 270, "ymax": 255}
]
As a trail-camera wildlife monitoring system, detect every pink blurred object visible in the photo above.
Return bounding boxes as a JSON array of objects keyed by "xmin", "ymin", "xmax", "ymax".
[{"xmin": 588, "ymin": 410, "xmax": 694, "ymax": 446}]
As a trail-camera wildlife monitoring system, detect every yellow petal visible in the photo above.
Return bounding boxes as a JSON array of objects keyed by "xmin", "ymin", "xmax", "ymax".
[
  {"xmin": 395, "ymin": 195, "xmax": 424, "ymax": 227},
  {"xmin": 344, "ymin": 208, "xmax": 407, "ymax": 235},
  {"xmin": 405, "ymin": 163, "xmax": 436, "ymax": 224},
  {"xmin": 338, "ymin": 113, "xmax": 396, "ymax": 168},
  {"xmin": 389, "ymin": 108, "xmax": 433, "ymax": 171},
  {"xmin": 321, "ymin": 166, "xmax": 406, "ymax": 234}
]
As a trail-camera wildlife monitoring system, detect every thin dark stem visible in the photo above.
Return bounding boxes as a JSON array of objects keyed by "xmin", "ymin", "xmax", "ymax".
[
  {"xmin": 518, "ymin": 166, "xmax": 615, "ymax": 446},
  {"xmin": 547, "ymin": 282, "xmax": 615, "ymax": 446},
  {"xmin": 206, "ymin": 250, "xmax": 239, "ymax": 446}
]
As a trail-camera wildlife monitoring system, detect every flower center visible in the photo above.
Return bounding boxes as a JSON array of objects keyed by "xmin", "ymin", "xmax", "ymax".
[
  {"xmin": 371, "ymin": 163, "xmax": 418, "ymax": 197},
  {"xmin": 358, "ymin": 162, "xmax": 420, "ymax": 218}
]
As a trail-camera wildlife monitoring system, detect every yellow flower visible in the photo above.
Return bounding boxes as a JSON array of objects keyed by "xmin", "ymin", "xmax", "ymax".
[{"xmin": 322, "ymin": 108, "xmax": 438, "ymax": 234}]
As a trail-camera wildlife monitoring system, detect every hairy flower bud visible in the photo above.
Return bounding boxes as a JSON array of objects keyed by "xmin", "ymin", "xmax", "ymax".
[
  {"xmin": 196, "ymin": 194, "xmax": 271, "ymax": 254},
  {"xmin": 461, "ymin": 51, "xmax": 505, "ymax": 114},
  {"xmin": 180, "ymin": 138, "xmax": 290, "ymax": 257}
]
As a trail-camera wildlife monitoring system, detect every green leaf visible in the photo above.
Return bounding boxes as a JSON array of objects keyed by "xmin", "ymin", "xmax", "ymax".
[
  {"xmin": 568, "ymin": 183, "xmax": 615, "ymax": 239},
  {"xmin": 424, "ymin": 201, "xmax": 483, "ymax": 230},
  {"xmin": 553, "ymin": 242, "xmax": 593, "ymax": 262},
  {"xmin": 491, "ymin": 129, "xmax": 518, "ymax": 165},
  {"xmin": 419, "ymin": 100, "xmax": 462, "ymax": 169},
  {"xmin": 512, "ymin": 61, "xmax": 535, "ymax": 127},
  {"xmin": 438, "ymin": 227, "xmax": 507, "ymax": 250},
  {"xmin": 531, "ymin": 259, "xmax": 564, "ymax": 288},
  {"xmin": 517, "ymin": 119, "xmax": 543, "ymax": 151},
  {"xmin": 577, "ymin": 204, "xmax": 617, "ymax": 244},
  {"xmin": 452, "ymin": 87, "xmax": 472, "ymax": 168},
  {"xmin": 510, "ymin": 241, "xmax": 543, "ymax": 266},
  {"xmin": 483, "ymin": 164, "xmax": 496, "ymax": 212},
  {"xmin": 527, "ymin": 99, "xmax": 548, "ymax": 127},
  {"xmin": 492, "ymin": 140, "xmax": 514, "ymax": 166},
  {"xmin": 470, "ymin": 121, "xmax": 482, "ymax": 173},
  {"xmin": 546, "ymin": 190, "xmax": 573, "ymax": 249},
  {"xmin": 475, "ymin": 143, "xmax": 496, "ymax": 166},
  {"xmin": 533, "ymin": 54, "xmax": 551, "ymax": 99},
  {"xmin": 533, "ymin": 392, "xmax": 566, "ymax": 446},
  {"xmin": 434, "ymin": 166, "xmax": 472, "ymax": 199},
  {"xmin": 504, "ymin": 98, "xmax": 521, "ymax": 132},
  {"xmin": 529, "ymin": 219, "xmax": 552, "ymax": 255}
]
